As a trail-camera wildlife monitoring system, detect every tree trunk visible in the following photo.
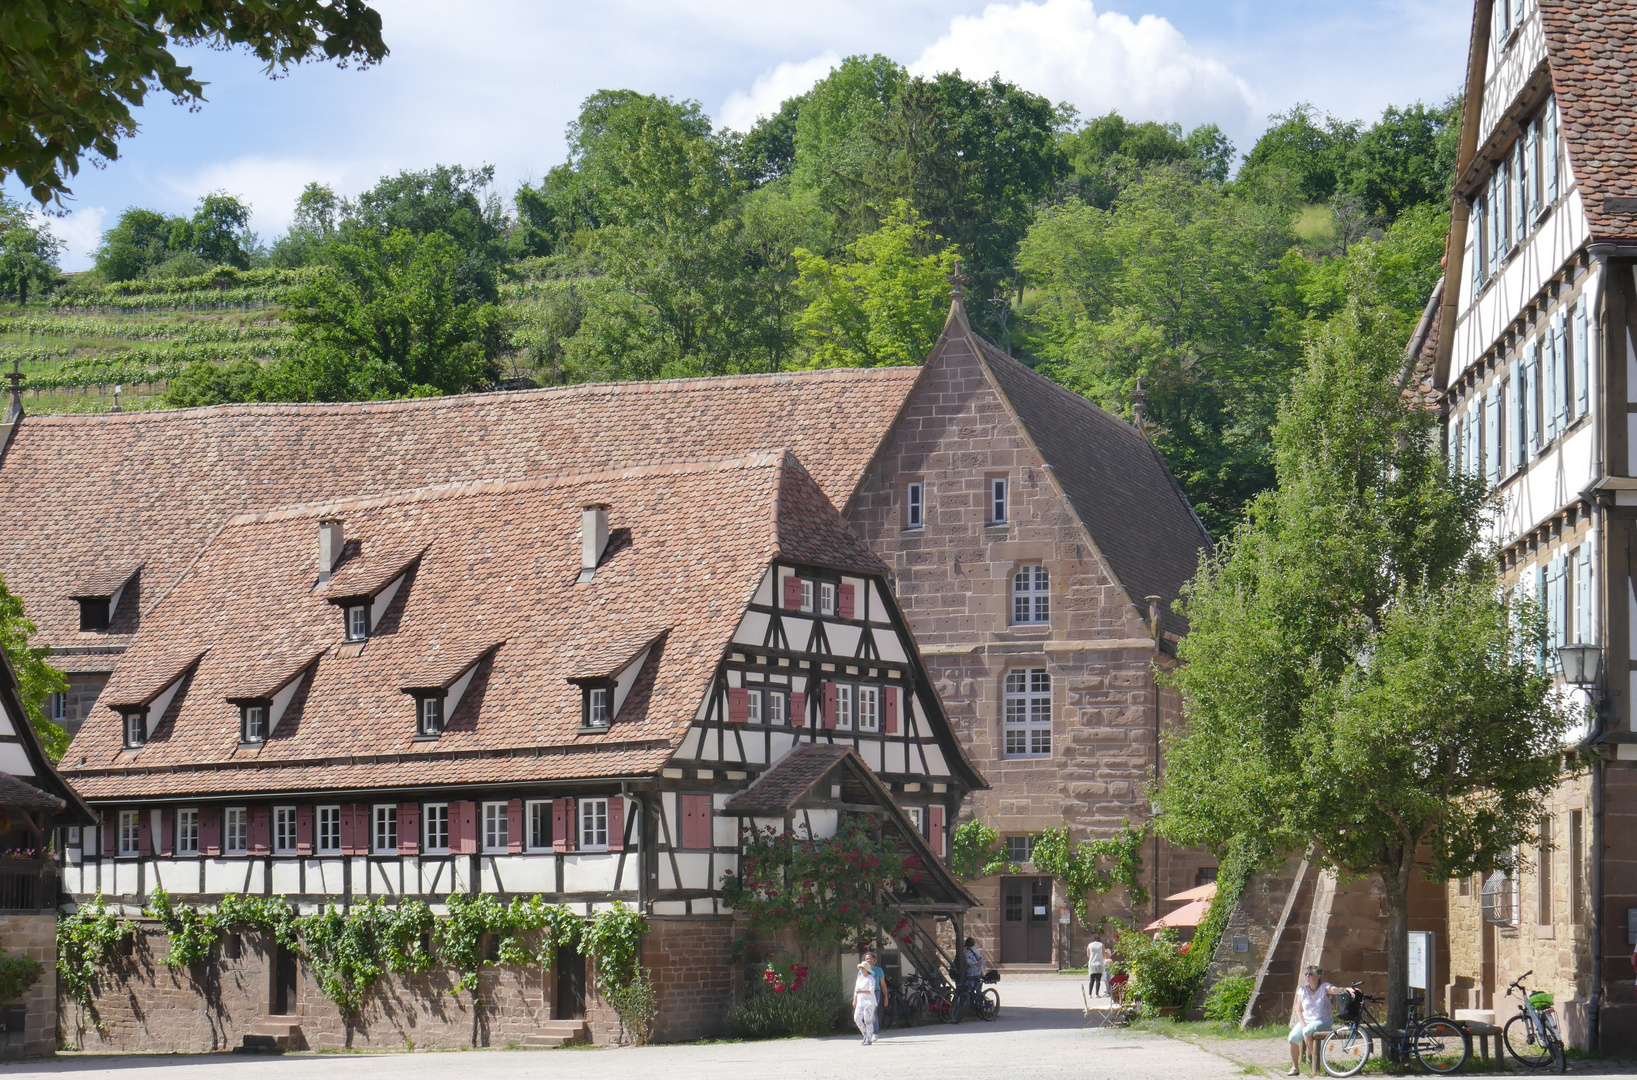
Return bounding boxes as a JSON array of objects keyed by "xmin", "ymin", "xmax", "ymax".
[{"xmin": 1382, "ymin": 855, "xmax": 1414, "ymax": 1039}]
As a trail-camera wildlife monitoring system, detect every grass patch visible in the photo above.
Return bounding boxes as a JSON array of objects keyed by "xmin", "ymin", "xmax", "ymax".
[{"xmin": 1129, "ymin": 1018, "xmax": 1287, "ymax": 1041}]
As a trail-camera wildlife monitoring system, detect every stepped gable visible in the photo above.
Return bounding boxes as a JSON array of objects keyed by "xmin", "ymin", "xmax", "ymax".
[
  {"xmin": 945, "ymin": 312, "xmax": 1210, "ymax": 629},
  {"xmin": 1540, "ymin": 0, "xmax": 1637, "ymax": 241},
  {"xmin": 0, "ymin": 368, "xmax": 918, "ymax": 651},
  {"xmin": 63, "ymin": 450, "xmax": 873, "ymax": 798}
]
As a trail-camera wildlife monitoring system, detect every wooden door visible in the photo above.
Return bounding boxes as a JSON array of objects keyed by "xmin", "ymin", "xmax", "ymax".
[
  {"xmin": 272, "ymin": 944, "xmax": 298, "ymax": 1015},
  {"xmin": 1025, "ymin": 877, "xmax": 1053, "ymax": 963},
  {"xmin": 556, "ymin": 945, "xmax": 587, "ymax": 1019},
  {"xmin": 1000, "ymin": 877, "xmax": 1054, "ymax": 964}
]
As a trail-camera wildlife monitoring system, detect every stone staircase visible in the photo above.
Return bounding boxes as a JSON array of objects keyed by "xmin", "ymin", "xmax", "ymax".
[
  {"xmin": 522, "ymin": 1020, "xmax": 590, "ymax": 1048},
  {"xmin": 235, "ymin": 1019, "xmax": 303, "ymax": 1054}
]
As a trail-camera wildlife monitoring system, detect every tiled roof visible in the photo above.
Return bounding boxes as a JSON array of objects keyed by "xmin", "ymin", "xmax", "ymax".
[
  {"xmin": 0, "ymin": 369, "xmax": 918, "ymax": 649},
  {"xmin": 321, "ymin": 543, "xmax": 426, "ymax": 600},
  {"xmin": 1541, "ymin": 0, "xmax": 1637, "ymax": 240},
  {"xmin": 66, "ymin": 563, "xmax": 141, "ymax": 600},
  {"xmin": 63, "ymin": 452, "xmax": 883, "ymax": 797},
  {"xmin": 99, "ymin": 650, "xmax": 206, "ymax": 710},
  {"xmin": 223, "ymin": 648, "xmax": 325, "ymax": 701},
  {"xmin": 0, "ymin": 771, "xmax": 65, "ymax": 811},
  {"xmin": 724, "ymin": 744, "xmax": 853, "ymax": 813}
]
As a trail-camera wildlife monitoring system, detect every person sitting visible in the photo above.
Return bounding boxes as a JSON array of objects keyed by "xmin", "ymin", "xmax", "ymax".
[{"xmin": 1288, "ymin": 965, "xmax": 1343, "ymax": 1076}]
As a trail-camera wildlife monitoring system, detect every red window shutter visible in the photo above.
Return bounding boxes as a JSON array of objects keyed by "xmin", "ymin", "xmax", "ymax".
[
  {"xmin": 789, "ymin": 692, "xmax": 805, "ymax": 727},
  {"xmin": 679, "ymin": 795, "xmax": 698, "ymax": 849},
  {"xmin": 200, "ymin": 808, "xmax": 220, "ymax": 857},
  {"xmin": 397, "ymin": 804, "xmax": 420, "ymax": 855},
  {"xmin": 682, "ymin": 794, "xmax": 712, "ymax": 850},
  {"xmin": 929, "ymin": 805, "xmax": 946, "ymax": 858},
  {"xmin": 563, "ymin": 799, "xmax": 579, "ymax": 852},
  {"xmin": 340, "ymin": 805, "xmax": 358, "ymax": 855},
  {"xmin": 159, "ymin": 811, "xmax": 173, "ymax": 857},
  {"xmin": 821, "ymin": 682, "xmax": 837, "ymax": 729},
  {"xmin": 883, "ymin": 686, "xmax": 899, "ymax": 734},
  {"xmin": 248, "ymin": 807, "xmax": 270, "ymax": 856},
  {"xmin": 727, "ymin": 687, "xmax": 749, "ymax": 723},
  {"xmin": 782, "ymin": 574, "xmax": 803, "ymax": 610},
  {"xmin": 507, "ymin": 800, "xmax": 524, "ymax": 853},
  {"xmin": 552, "ymin": 799, "xmax": 570, "ymax": 852},
  {"xmin": 608, "ymin": 797, "xmax": 626, "ymax": 852},
  {"xmin": 296, "ymin": 806, "xmax": 313, "ymax": 855},
  {"xmin": 137, "ymin": 812, "xmax": 152, "ymax": 857},
  {"xmin": 839, "ymin": 583, "xmax": 855, "ymax": 619},
  {"xmin": 102, "ymin": 814, "xmax": 115, "ymax": 857},
  {"xmin": 453, "ymin": 801, "xmax": 477, "ymax": 855}
]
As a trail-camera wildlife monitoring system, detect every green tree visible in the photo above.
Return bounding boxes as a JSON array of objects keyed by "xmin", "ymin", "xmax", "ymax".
[
  {"xmin": 187, "ymin": 191, "xmax": 255, "ymax": 269},
  {"xmin": 345, "ymin": 165, "xmax": 507, "ymax": 302},
  {"xmin": 794, "ymin": 203, "xmax": 958, "ymax": 368},
  {"xmin": 792, "ymin": 55, "xmax": 907, "ymax": 228},
  {"xmin": 728, "ymin": 95, "xmax": 803, "ymax": 188},
  {"xmin": 93, "ymin": 207, "xmax": 181, "ymax": 282},
  {"xmin": 1342, "ymin": 98, "xmax": 1461, "ymax": 224},
  {"xmin": 269, "ymin": 182, "xmax": 343, "ymax": 267},
  {"xmin": 2, "ymin": 0, "xmax": 387, "ymax": 205},
  {"xmin": 0, "ymin": 576, "xmax": 67, "ymax": 759},
  {"xmin": 1237, "ymin": 104, "xmax": 1361, "ymax": 205},
  {"xmin": 1156, "ymin": 253, "xmax": 1577, "ymax": 1035},
  {"xmin": 0, "ymin": 195, "xmax": 62, "ymax": 304}
]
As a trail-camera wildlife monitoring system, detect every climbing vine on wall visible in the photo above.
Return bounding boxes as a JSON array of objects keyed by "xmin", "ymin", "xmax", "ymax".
[
  {"xmin": 1029, "ymin": 822, "xmax": 1150, "ymax": 927},
  {"xmin": 55, "ymin": 896, "xmax": 133, "ymax": 1011},
  {"xmin": 951, "ymin": 819, "xmax": 1019, "ymax": 880}
]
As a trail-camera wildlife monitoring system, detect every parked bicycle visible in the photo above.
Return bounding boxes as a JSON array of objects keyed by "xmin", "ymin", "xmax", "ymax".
[
  {"xmin": 943, "ymin": 969, "xmax": 1000, "ymax": 1023},
  {"xmin": 1320, "ymin": 984, "xmax": 1470, "ymax": 1076},
  {"xmin": 1502, "ymin": 971, "xmax": 1566, "ymax": 1072}
]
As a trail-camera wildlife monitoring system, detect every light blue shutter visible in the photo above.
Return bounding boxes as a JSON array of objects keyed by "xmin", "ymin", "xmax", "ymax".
[
  {"xmin": 1504, "ymin": 373, "xmax": 1520, "ymax": 474},
  {"xmin": 1553, "ymin": 556, "xmax": 1567, "ymax": 649},
  {"xmin": 1526, "ymin": 122, "xmax": 1539, "ymax": 221},
  {"xmin": 1486, "ymin": 385, "xmax": 1501, "ymax": 484},
  {"xmin": 1536, "ymin": 563, "xmax": 1549, "ymax": 661},
  {"xmin": 1555, "ymin": 314, "xmax": 1571, "ymax": 432},
  {"xmin": 1546, "ymin": 100, "xmax": 1560, "ymax": 203},
  {"xmin": 1526, "ymin": 343, "xmax": 1541, "ymax": 453},
  {"xmin": 1543, "ymin": 330, "xmax": 1560, "ymax": 441},
  {"xmin": 1574, "ymin": 302, "xmax": 1589, "ymax": 419},
  {"xmin": 1515, "ymin": 142, "xmax": 1528, "ymax": 244},
  {"xmin": 1514, "ymin": 357, "xmax": 1530, "ymax": 466},
  {"xmin": 1489, "ymin": 174, "xmax": 1501, "ymax": 277},
  {"xmin": 1473, "ymin": 195, "xmax": 1487, "ymax": 293},
  {"xmin": 1576, "ymin": 544, "xmax": 1593, "ymax": 644}
]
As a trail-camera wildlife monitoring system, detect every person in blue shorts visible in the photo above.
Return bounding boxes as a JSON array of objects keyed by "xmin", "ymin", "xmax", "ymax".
[{"xmin": 1288, "ymin": 965, "xmax": 1343, "ymax": 1076}]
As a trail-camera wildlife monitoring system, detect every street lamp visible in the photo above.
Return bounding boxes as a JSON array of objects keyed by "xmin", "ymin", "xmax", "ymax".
[{"xmin": 1557, "ymin": 643, "xmax": 1603, "ymax": 688}]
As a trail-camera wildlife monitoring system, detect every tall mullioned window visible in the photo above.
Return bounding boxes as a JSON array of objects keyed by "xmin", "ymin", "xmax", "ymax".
[
  {"xmin": 1003, "ymin": 669, "xmax": 1052, "ymax": 757},
  {"xmin": 1012, "ymin": 565, "xmax": 1049, "ymax": 624}
]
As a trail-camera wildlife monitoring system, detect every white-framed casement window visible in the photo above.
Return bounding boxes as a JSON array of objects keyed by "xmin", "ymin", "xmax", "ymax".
[
  {"xmin": 346, "ymin": 604, "xmax": 368, "ymax": 641},
  {"xmin": 483, "ymin": 802, "xmax": 509, "ymax": 853},
  {"xmin": 835, "ymin": 683, "xmax": 854, "ymax": 729},
  {"xmin": 176, "ymin": 808, "xmax": 200, "ymax": 856},
  {"xmin": 800, "ymin": 578, "xmax": 815, "ymax": 613},
  {"xmin": 584, "ymin": 687, "xmax": 610, "ymax": 729},
  {"xmin": 223, "ymin": 807, "xmax": 249, "ymax": 855},
  {"xmin": 906, "ymin": 806, "xmax": 924, "ymax": 835},
  {"xmin": 820, "ymin": 581, "xmax": 837, "ymax": 616},
  {"xmin": 857, "ymin": 685, "xmax": 879, "ymax": 732},
  {"xmin": 423, "ymin": 803, "xmax": 450, "ymax": 853},
  {"xmin": 990, "ymin": 477, "xmax": 1008, "ymax": 524},
  {"xmin": 273, "ymin": 806, "xmax": 298, "ymax": 854},
  {"xmin": 579, "ymin": 797, "xmax": 610, "ymax": 851},
  {"xmin": 117, "ymin": 809, "xmax": 141, "ymax": 857},
  {"xmin": 373, "ymin": 804, "xmax": 398, "ymax": 853},
  {"xmin": 241, "ymin": 703, "xmax": 268, "ymax": 744},
  {"xmin": 744, "ymin": 685, "xmax": 787, "ymax": 726},
  {"xmin": 316, "ymin": 806, "xmax": 341, "ymax": 853},
  {"xmin": 527, "ymin": 800, "xmax": 553, "ymax": 851},
  {"xmin": 906, "ymin": 481, "xmax": 924, "ymax": 528},
  {"xmin": 1003, "ymin": 669, "xmax": 1052, "ymax": 758},
  {"xmin": 1005, "ymin": 835, "xmax": 1036, "ymax": 863},
  {"xmin": 1012, "ymin": 564, "xmax": 1049, "ymax": 625},
  {"xmin": 418, "ymin": 696, "xmax": 444, "ymax": 737},
  {"xmin": 48, "ymin": 693, "xmax": 66, "ymax": 724},
  {"xmin": 746, "ymin": 689, "xmax": 763, "ymax": 724},
  {"xmin": 122, "ymin": 709, "xmax": 147, "ymax": 749}
]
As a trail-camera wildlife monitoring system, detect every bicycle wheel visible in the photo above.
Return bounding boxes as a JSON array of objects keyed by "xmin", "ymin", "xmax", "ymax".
[
  {"xmin": 977, "ymin": 988, "xmax": 1000, "ymax": 1021},
  {"xmin": 1541, "ymin": 1012, "xmax": 1567, "ymax": 1073},
  {"xmin": 1320, "ymin": 1026, "xmax": 1372, "ymax": 1077},
  {"xmin": 1412, "ymin": 1018, "xmax": 1470, "ymax": 1074},
  {"xmin": 946, "ymin": 990, "xmax": 968, "ymax": 1024},
  {"xmin": 1504, "ymin": 1013, "xmax": 1554, "ymax": 1068}
]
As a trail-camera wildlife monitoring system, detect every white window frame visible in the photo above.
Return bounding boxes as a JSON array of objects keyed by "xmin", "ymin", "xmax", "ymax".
[
  {"xmin": 482, "ymin": 802, "xmax": 510, "ymax": 853},
  {"xmin": 526, "ymin": 800, "xmax": 553, "ymax": 852},
  {"xmin": 423, "ymin": 803, "xmax": 450, "ymax": 853},
  {"xmin": 1003, "ymin": 669, "xmax": 1052, "ymax": 758},
  {"xmin": 746, "ymin": 689, "xmax": 763, "ymax": 724},
  {"xmin": 907, "ymin": 481, "xmax": 924, "ymax": 528},
  {"xmin": 346, "ymin": 604, "xmax": 368, "ymax": 641},
  {"xmin": 835, "ymin": 683, "xmax": 854, "ymax": 730},
  {"xmin": 123, "ymin": 709, "xmax": 146, "ymax": 748},
  {"xmin": 990, "ymin": 477, "xmax": 1008, "ymax": 524},
  {"xmin": 273, "ymin": 806, "xmax": 298, "ymax": 855},
  {"xmin": 373, "ymin": 804, "xmax": 398, "ymax": 854},
  {"xmin": 223, "ymin": 807, "xmax": 249, "ymax": 855},
  {"xmin": 820, "ymin": 581, "xmax": 837, "ymax": 616},
  {"xmin": 48, "ymin": 692, "xmax": 66, "ymax": 723},
  {"xmin": 176, "ymin": 808, "xmax": 200, "ymax": 856},
  {"xmin": 316, "ymin": 805, "xmax": 341, "ymax": 854},
  {"xmin": 906, "ymin": 806, "xmax": 924, "ymax": 835},
  {"xmin": 418, "ymin": 695, "xmax": 444, "ymax": 736},
  {"xmin": 857, "ymin": 685, "xmax": 879, "ymax": 732},
  {"xmin": 118, "ymin": 809, "xmax": 141, "ymax": 857},
  {"xmin": 586, "ymin": 687, "xmax": 609, "ymax": 728},
  {"xmin": 579, "ymin": 797, "xmax": 610, "ymax": 851},
  {"xmin": 1005, "ymin": 835, "xmax": 1036, "ymax": 863},
  {"xmin": 800, "ymin": 578, "xmax": 814, "ymax": 613},
  {"xmin": 1012, "ymin": 564, "xmax": 1050, "ymax": 625},
  {"xmin": 766, "ymin": 688, "xmax": 786, "ymax": 725},
  {"xmin": 242, "ymin": 704, "xmax": 268, "ymax": 744}
]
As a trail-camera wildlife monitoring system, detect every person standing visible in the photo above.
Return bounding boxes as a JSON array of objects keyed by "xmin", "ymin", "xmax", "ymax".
[
  {"xmin": 963, "ymin": 936, "xmax": 985, "ymax": 989},
  {"xmin": 1087, "ymin": 936, "xmax": 1108, "ymax": 999},
  {"xmin": 854, "ymin": 953, "xmax": 880, "ymax": 1045}
]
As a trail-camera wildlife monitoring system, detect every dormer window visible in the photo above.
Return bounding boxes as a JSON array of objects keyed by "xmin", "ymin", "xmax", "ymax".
[
  {"xmin": 417, "ymin": 696, "xmax": 444, "ymax": 737},
  {"xmin": 78, "ymin": 599, "xmax": 110, "ymax": 633},
  {"xmin": 584, "ymin": 685, "xmax": 610, "ymax": 729},
  {"xmin": 241, "ymin": 703, "xmax": 268, "ymax": 745},
  {"xmin": 346, "ymin": 605, "xmax": 368, "ymax": 641},
  {"xmin": 122, "ymin": 709, "xmax": 147, "ymax": 748}
]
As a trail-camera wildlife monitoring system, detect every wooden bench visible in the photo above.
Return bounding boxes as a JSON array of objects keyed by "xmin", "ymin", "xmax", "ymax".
[{"xmin": 1455, "ymin": 1021, "xmax": 1503, "ymax": 1063}]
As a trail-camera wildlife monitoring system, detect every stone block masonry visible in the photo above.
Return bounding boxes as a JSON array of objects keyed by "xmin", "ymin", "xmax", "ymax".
[{"xmin": 0, "ymin": 914, "xmax": 58, "ymax": 1057}]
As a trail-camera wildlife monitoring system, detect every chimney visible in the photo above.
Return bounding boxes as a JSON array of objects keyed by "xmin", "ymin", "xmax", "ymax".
[
  {"xmin": 578, "ymin": 504, "xmax": 610, "ymax": 583},
  {"xmin": 1146, "ymin": 595, "xmax": 1163, "ymax": 642},
  {"xmin": 318, "ymin": 519, "xmax": 344, "ymax": 585}
]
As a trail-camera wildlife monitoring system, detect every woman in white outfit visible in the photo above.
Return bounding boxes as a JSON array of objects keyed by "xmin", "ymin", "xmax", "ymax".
[
  {"xmin": 1086, "ymin": 936, "xmax": 1108, "ymax": 998},
  {"xmin": 853, "ymin": 953, "xmax": 880, "ymax": 1045}
]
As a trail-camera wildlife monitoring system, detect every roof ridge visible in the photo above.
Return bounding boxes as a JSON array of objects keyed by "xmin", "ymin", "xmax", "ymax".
[{"xmin": 972, "ymin": 336, "xmax": 1147, "ymax": 445}]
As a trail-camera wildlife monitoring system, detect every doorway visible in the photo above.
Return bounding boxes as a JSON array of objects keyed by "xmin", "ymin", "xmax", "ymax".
[
  {"xmin": 999, "ymin": 877, "xmax": 1053, "ymax": 964},
  {"xmin": 272, "ymin": 943, "xmax": 299, "ymax": 1015},
  {"xmin": 556, "ymin": 945, "xmax": 587, "ymax": 1019}
]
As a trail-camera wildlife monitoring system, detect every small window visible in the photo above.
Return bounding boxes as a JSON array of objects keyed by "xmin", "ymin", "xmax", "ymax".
[
  {"xmin": 373, "ymin": 804, "xmax": 398, "ymax": 853},
  {"xmin": 122, "ymin": 709, "xmax": 147, "ymax": 749},
  {"xmin": 746, "ymin": 689, "xmax": 762, "ymax": 724},
  {"xmin": 1012, "ymin": 564, "xmax": 1050, "ymax": 625},
  {"xmin": 907, "ymin": 482, "xmax": 924, "ymax": 529},
  {"xmin": 273, "ymin": 806, "xmax": 297, "ymax": 855},
  {"xmin": 118, "ymin": 810, "xmax": 141, "ymax": 857},
  {"xmin": 1004, "ymin": 669, "xmax": 1052, "ymax": 758},
  {"xmin": 527, "ymin": 801, "xmax": 552, "ymax": 851},
  {"xmin": 580, "ymin": 797, "xmax": 609, "ymax": 851},
  {"xmin": 767, "ymin": 689, "xmax": 787, "ymax": 725},
  {"xmin": 1004, "ymin": 835, "xmax": 1035, "ymax": 863},
  {"xmin": 423, "ymin": 803, "xmax": 450, "ymax": 853},
  {"xmin": 820, "ymin": 581, "xmax": 837, "ymax": 616},
  {"xmin": 48, "ymin": 693, "xmax": 66, "ymax": 724},
  {"xmin": 223, "ymin": 807, "xmax": 248, "ymax": 855},
  {"xmin": 346, "ymin": 604, "xmax": 368, "ymax": 642},
  {"xmin": 906, "ymin": 806, "xmax": 924, "ymax": 835},
  {"xmin": 78, "ymin": 598, "xmax": 110, "ymax": 633},
  {"xmin": 990, "ymin": 477, "xmax": 1007, "ymax": 524},
  {"xmin": 241, "ymin": 704, "xmax": 268, "ymax": 744},
  {"xmin": 418, "ymin": 696, "xmax": 444, "ymax": 737},
  {"xmin": 800, "ymin": 578, "xmax": 814, "ymax": 613},
  {"xmin": 176, "ymin": 809, "xmax": 200, "ymax": 856},
  {"xmin": 857, "ymin": 685, "xmax": 878, "ymax": 732},
  {"xmin": 483, "ymin": 802, "xmax": 509, "ymax": 853},
  {"xmin": 585, "ymin": 686, "xmax": 609, "ymax": 729},
  {"xmin": 836, "ymin": 683, "xmax": 854, "ymax": 729},
  {"xmin": 316, "ymin": 806, "xmax": 341, "ymax": 853}
]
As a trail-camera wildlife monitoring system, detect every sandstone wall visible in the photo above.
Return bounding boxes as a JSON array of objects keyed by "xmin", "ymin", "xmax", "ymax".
[{"xmin": 0, "ymin": 914, "xmax": 57, "ymax": 1057}]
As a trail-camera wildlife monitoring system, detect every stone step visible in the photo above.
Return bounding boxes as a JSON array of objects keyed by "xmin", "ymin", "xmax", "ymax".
[
  {"xmin": 522, "ymin": 1020, "xmax": 589, "ymax": 1048},
  {"xmin": 234, "ymin": 1019, "xmax": 302, "ymax": 1054}
]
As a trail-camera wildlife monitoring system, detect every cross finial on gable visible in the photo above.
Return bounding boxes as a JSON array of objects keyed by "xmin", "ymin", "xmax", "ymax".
[{"xmin": 948, "ymin": 258, "xmax": 970, "ymax": 301}]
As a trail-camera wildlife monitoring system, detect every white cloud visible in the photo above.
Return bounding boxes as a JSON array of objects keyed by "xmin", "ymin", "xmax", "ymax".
[
  {"xmin": 717, "ymin": 53, "xmax": 841, "ymax": 132},
  {"xmin": 36, "ymin": 206, "xmax": 106, "ymax": 273},
  {"xmin": 160, "ymin": 155, "xmax": 381, "ymax": 240},
  {"xmin": 909, "ymin": 0, "xmax": 1257, "ymax": 139}
]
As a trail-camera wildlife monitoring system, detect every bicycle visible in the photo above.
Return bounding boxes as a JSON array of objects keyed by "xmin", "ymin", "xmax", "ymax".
[
  {"xmin": 1502, "ymin": 970, "xmax": 1566, "ymax": 1072},
  {"xmin": 942, "ymin": 972, "xmax": 1001, "ymax": 1023},
  {"xmin": 1319, "ymin": 985, "xmax": 1470, "ymax": 1076}
]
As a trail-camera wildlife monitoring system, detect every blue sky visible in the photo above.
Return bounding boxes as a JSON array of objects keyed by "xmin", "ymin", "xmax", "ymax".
[{"xmin": 15, "ymin": 0, "xmax": 1473, "ymax": 270}]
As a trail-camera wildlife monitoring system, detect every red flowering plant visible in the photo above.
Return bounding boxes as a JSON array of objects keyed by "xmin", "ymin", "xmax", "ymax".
[
  {"xmin": 762, "ymin": 960, "xmax": 810, "ymax": 993},
  {"xmin": 720, "ymin": 816, "xmax": 923, "ymax": 955}
]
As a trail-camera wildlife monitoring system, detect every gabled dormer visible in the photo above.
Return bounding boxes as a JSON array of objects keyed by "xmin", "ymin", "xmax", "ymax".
[
  {"xmin": 224, "ymin": 651, "xmax": 321, "ymax": 748},
  {"xmin": 102, "ymin": 651, "xmax": 205, "ymax": 750},
  {"xmin": 313, "ymin": 520, "xmax": 424, "ymax": 646},
  {"xmin": 67, "ymin": 563, "xmax": 141, "ymax": 633},
  {"xmin": 400, "ymin": 641, "xmax": 502, "ymax": 739},
  {"xmin": 567, "ymin": 629, "xmax": 664, "ymax": 733}
]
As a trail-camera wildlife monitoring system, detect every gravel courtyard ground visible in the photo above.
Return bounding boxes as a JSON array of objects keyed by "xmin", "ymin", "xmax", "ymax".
[{"xmin": 11, "ymin": 974, "xmax": 1637, "ymax": 1078}]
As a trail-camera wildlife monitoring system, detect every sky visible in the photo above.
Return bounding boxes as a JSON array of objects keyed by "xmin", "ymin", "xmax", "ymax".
[{"xmin": 12, "ymin": 0, "xmax": 1473, "ymax": 271}]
